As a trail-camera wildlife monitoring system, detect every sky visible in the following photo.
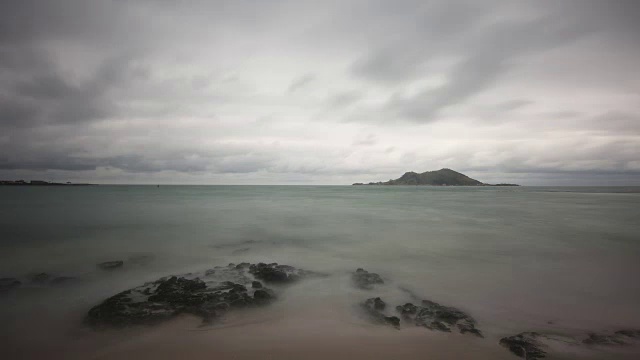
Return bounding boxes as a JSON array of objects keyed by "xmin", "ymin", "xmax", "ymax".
[{"xmin": 1, "ymin": 0, "xmax": 639, "ymax": 185}]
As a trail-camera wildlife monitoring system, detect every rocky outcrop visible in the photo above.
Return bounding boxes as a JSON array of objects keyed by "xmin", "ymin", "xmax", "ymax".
[
  {"xmin": 582, "ymin": 330, "xmax": 640, "ymax": 346},
  {"xmin": 27, "ymin": 272, "xmax": 76, "ymax": 285},
  {"xmin": 395, "ymin": 299, "xmax": 482, "ymax": 337},
  {"xmin": 498, "ymin": 329, "xmax": 640, "ymax": 359},
  {"xmin": 361, "ymin": 297, "xmax": 400, "ymax": 329},
  {"xmin": 248, "ymin": 262, "xmax": 321, "ymax": 283},
  {"xmin": 499, "ymin": 332, "xmax": 547, "ymax": 360},
  {"xmin": 352, "ymin": 268, "xmax": 383, "ymax": 290},
  {"xmin": 86, "ymin": 262, "xmax": 312, "ymax": 327},
  {"xmin": 29, "ymin": 272, "xmax": 51, "ymax": 283},
  {"xmin": 616, "ymin": 329, "xmax": 640, "ymax": 338}
]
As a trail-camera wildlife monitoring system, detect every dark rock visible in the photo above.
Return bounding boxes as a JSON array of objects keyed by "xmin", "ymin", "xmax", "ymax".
[
  {"xmin": 396, "ymin": 303, "xmax": 418, "ymax": 316},
  {"xmin": 98, "ymin": 261, "xmax": 124, "ymax": 270},
  {"xmin": 583, "ymin": 333, "xmax": 627, "ymax": 346},
  {"xmin": 253, "ymin": 289, "xmax": 275, "ymax": 304},
  {"xmin": 248, "ymin": 262, "xmax": 319, "ymax": 283},
  {"xmin": 385, "ymin": 315, "xmax": 401, "ymax": 328},
  {"xmin": 86, "ymin": 262, "xmax": 312, "ymax": 327},
  {"xmin": 365, "ymin": 297, "xmax": 386, "ymax": 311},
  {"xmin": 87, "ymin": 276, "xmax": 225, "ymax": 327},
  {"xmin": 352, "ymin": 268, "xmax": 384, "ymax": 290},
  {"xmin": 361, "ymin": 297, "xmax": 400, "ymax": 329},
  {"xmin": 29, "ymin": 272, "xmax": 51, "ymax": 283},
  {"xmin": 457, "ymin": 322, "xmax": 483, "ymax": 337},
  {"xmin": 614, "ymin": 329, "xmax": 640, "ymax": 338},
  {"xmin": 0, "ymin": 277, "xmax": 21, "ymax": 292},
  {"xmin": 27, "ymin": 273, "xmax": 76, "ymax": 285},
  {"xmin": 428, "ymin": 321, "xmax": 451, "ymax": 332},
  {"xmin": 499, "ymin": 332, "xmax": 547, "ymax": 360},
  {"xmin": 397, "ymin": 299, "xmax": 482, "ymax": 337}
]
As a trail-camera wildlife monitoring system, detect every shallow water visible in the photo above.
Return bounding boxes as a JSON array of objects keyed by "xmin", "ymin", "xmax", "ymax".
[{"xmin": 1, "ymin": 185, "xmax": 639, "ymax": 359}]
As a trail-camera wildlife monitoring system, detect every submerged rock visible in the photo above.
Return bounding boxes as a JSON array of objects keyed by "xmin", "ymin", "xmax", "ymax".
[
  {"xmin": 87, "ymin": 276, "xmax": 265, "ymax": 327},
  {"xmin": 583, "ymin": 332, "xmax": 628, "ymax": 346},
  {"xmin": 499, "ymin": 332, "xmax": 547, "ymax": 360},
  {"xmin": 253, "ymin": 289, "xmax": 276, "ymax": 304},
  {"xmin": 29, "ymin": 272, "xmax": 51, "ymax": 283},
  {"xmin": 98, "ymin": 261, "xmax": 124, "ymax": 270},
  {"xmin": 397, "ymin": 299, "xmax": 482, "ymax": 337},
  {"xmin": 87, "ymin": 262, "xmax": 315, "ymax": 327},
  {"xmin": 395, "ymin": 303, "xmax": 418, "ymax": 316},
  {"xmin": 615, "ymin": 329, "xmax": 640, "ymax": 338},
  {"xmin": 0, "ymin": 277, "xmax": 21, "ymax": 292},
  {"xmin": 27, "ymin": 272, "xmax": 76, "ymax": 285},
  {"xmin": 352, "ymin": 268, "xmax": 384, "ymax": 290},
  {"xmin": 361, "ymin": 297, "xmax": 400, "ymax": 329},
  {"xmin": 248, "ymin": 262, "xmax": 319, "ymax": 283}
]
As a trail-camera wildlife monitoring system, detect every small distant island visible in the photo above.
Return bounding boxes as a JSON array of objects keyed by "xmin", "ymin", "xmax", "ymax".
[
  {"xmin": 352, "ymin": 168, "xmax": 519, "ymax": 186},
  {"xmin": 0, "ymin": 180, "xmax": 93, "ymax": 186}
]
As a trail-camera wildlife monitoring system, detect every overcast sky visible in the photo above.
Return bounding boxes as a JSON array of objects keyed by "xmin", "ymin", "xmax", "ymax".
[{"xmin": 1, "ymin": 0, "xmax": 639, "ymax": 185}]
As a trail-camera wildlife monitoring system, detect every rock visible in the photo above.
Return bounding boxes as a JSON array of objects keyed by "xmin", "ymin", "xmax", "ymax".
[
  {"xmin": 457, "ymin": 322, "xmax": 483, "ymax": 337},
  {"xmin": 253, "ymin": 289, "xmax": 275, "ymax": 304},
  {"xmin": 86, "ymin": 262, "xmax": 309, "ymax": 327},
  {"xmin": 352, "ymin": 268, "xmax": 384, "ymax": 290},
  {"xmin": 87, "ymin": 275, "xmax": 245, "ymax": 327},
  {"xmin": 29, "ymin": 272, "xmax": 51, "ymax": 283},
  {"xmin": 98, "ymin": 261, "xmax": 124, "ymax": 270},
  {"xmin": 0, "ymin": 277, "xmax": 21, "ymax": 292},
  {"xmin": 396, "ymin": 303, "xmax": 418, "ymax": 316},
  {"xmin": 398, "ymin": 299, "xmax": 482, "ymax": 337},
  {"xmin": 499, "ymin": 332, "xmax": 547, "ymax": 360},
  {"xmin": 26, "ymin": 273, "xmax": 76, "ymax": 285},
  {"xmin": 366, "ymin": 297, "xmax": 386, "ymax": 311},
  {"xmin": 615, "ymin": 329, "xmax": 640, "ymax": 338},
  {"xmin": 385, "ymin": 315, "xmax": 401, "ymax": 328},
  {"xmin": 583, "ymin": 333, "xmax": 627, "ymax": 346},
  {"xmin": 361, "ymin": 297, "xmax": 400, "ymax": 329},
  {"xmin": 248, "ymin": 262, "xmax": 319, "ymax": 283}
]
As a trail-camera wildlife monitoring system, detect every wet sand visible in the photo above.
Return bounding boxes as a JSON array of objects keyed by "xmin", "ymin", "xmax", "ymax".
[{"xmin": 5, "ymin": 300, "xmax": 640, "ymax": 360}]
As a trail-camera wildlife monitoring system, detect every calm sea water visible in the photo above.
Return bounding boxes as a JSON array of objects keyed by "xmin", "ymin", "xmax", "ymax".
[{"xmin": 1, "ymin": 185, "xmax": 640, "ymax": 358}]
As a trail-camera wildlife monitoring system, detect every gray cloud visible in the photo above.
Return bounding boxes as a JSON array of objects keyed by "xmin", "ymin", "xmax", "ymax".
[
  {"xmin": 0, "ymin": 0, "xmax": 638, "ymax": 184},
  {"xmin": 288, "ymin": 74, "xmax": 315, "ymax": 93}
]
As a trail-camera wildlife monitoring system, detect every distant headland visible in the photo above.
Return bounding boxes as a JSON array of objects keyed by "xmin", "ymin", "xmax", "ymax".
[
  {"xmin": 353, "ymin": 168, "xmax": 519, "ymax": 186},
  {"xmin": 0, "ymin": 180, "xmax": 93, "ymax": 186}
]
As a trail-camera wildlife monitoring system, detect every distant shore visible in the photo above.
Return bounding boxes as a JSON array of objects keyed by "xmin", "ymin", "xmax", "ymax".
[{"xmin": 0, "ymin": 180, "xmax": 94, "ymax": 186}]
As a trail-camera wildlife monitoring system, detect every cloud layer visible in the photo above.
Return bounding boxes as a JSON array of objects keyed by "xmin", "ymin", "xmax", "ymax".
[{"xmin": 1, "ymin": 0, "xmax": 639, "ymax": 185}]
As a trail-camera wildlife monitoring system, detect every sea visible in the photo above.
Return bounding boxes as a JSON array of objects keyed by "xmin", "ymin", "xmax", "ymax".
[{"xmin": 1, "ymin": 185, "xmax": 639, "ymax": 359}]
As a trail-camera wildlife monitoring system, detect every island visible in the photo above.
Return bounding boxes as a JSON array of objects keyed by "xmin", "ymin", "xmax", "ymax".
[{"xmin": 352, "ymin": 168, "xmax": 519, "ymax": 186}]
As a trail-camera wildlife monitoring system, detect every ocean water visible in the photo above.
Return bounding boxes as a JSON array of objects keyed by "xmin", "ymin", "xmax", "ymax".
[{"xmin": 1, "ymin": 185, "xmax": 640, "ymax": 359}]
